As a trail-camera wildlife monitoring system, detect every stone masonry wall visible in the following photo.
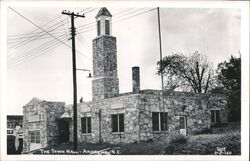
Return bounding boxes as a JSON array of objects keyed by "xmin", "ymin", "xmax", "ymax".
[
  {"xmin": 45, "ymin": 102, "xmax": 65, "ymax": 146},
  {"xmin": 92, "ymin": 35, "xmax": 119, "ymax": 101},
  {"xmin": 92, "ymin": 77, "xmax": 119, "ymax": 100},
  {"xmin": 92, "ymin": 35, "xmax": 117, "ymax": 78},
  {"xmin": 68, "ymin": 90, "xmax": 227, "ymax": 144},
  {"xmin": 137, "ymin": 90, "xmax": 228, "ymax": 142},
  {"xmin": 72, "ymin": 94, "xmax": 140, "ymax": 144},
  {"xmin": 22, "ymin": 98, "xmax": 64, "ymax": 152}
]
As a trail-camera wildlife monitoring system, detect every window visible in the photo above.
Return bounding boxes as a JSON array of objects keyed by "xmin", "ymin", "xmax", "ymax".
[
  {"xmin": 29, "ymin": 131, "xmax": 40, "ymax": 143},
  {"xmin": 211, "ymin": 110, "xmax": 220, "ymax": 123},
  {"xmin": 179, "ymin": 116, "xmax": 185, "ymax": 129},
  {"xmin": 105, "ymin": 20, "xmax": 110, "ymax": 35},
  {"xmin": 97, "ymin": 20, "xmax": 101, "ymax": 36},
  {"xmin": 152, "ymin": 112, "xmax": 168, "ymax": 131},
  {"xmin": 111, "ymin": 114, "xmax": 124, "ymax": 132},
  {"xmin": 81, "ymin": 117, "xmax": 91, "ymax": 133}
]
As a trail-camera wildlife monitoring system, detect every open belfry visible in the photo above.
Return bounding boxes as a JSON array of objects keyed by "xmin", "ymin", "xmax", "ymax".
[{"xmin": 22, "ymin": 7, "xmax": 228, "ymax": 152}]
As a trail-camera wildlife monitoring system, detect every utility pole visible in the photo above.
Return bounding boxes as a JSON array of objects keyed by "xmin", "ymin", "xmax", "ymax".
[
  {"xmin": 62, "ymin": 10, "xmax": 85, "ymax": 152},
  {"xmin": 157, "ymin": 7, "xmax": 167, "ymax": 140}
]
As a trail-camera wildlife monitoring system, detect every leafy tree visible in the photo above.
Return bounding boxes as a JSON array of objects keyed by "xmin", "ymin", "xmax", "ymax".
[
  {"xmin": 216, "ymin": 55, "xmax": 241, "ymax": 122},
  {"xmin": 157, "ymin": 51, "xmax": 215, "ymax": 93}
]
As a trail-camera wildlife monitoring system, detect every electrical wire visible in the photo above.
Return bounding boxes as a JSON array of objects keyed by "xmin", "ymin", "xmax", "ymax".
[
  {"xmin": 8, "ymin": 7, "xmax": 156, "ymax": 72},
  {"xmin": 8, "ymin": 7, "xmax": 95, "ymax": 48},
  {"xmin": 8, "ymin": 7, "xmax": 91, "ymax": 60}
]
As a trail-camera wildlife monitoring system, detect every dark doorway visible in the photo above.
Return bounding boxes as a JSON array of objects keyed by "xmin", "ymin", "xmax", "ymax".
[
  {"xmin": 7, "ymin": 135, "xmax": 16, "ymax": 154},
  {"xmin": 58, "ymin": 119, "xmax": 70, "ymax": 143},
  {"xmin": 17, "ymin": 138, "xmax": 23, "ymax": 154}
]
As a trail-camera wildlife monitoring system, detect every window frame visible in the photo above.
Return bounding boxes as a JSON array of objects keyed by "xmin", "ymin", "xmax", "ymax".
[
  {"xmin": 81, "ymin": 117, "xmax": 92, "ymax": 134},
  {"xmin": 105, "ymin": 20, "xmax": 110, "ymax": 35},
  {"xmin": 29, "ymin": 130, "xmax": 40, "ymax": 144},
  {"xmin": 179, "ymin": 116, "xmax": 186, "ymax": 129},
  {"xmin": 211, "ymin": 110, "xmax": 220, "ymax": 123},
  {"xmin": 97, "ymin": 20, "xmax": 101, "ymax": 36},
  {"xmin": 152, "ymin": 112, "xmax": 168, "ymax": 132},
  {"xmin": 111, "ymin": 114, "xmax": 124, "ymax": 133}
]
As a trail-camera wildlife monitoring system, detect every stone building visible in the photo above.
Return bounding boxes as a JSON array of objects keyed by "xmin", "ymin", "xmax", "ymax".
[
  {"xmin": 22, "ymin": 98, "xmax": 65, "ymax": 152},
  {"xmin": 22, "ymin": 7, "xmax": 228, "ymax": 152}
]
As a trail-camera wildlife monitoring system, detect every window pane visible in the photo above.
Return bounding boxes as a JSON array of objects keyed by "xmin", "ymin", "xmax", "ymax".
[
  {"xmin": 163, "ymin": 113, "xmax": 168, "ymax": 130},
  {"xmin": 36, "ymin": 131, "xmax": 40, "ymax": 143},
  {"xmin": 152, "ymin": 112, "xmax": 159, "ymax": 131},
  {"xmin": 35, "ymin": 134, "xmax": 39, "ymax": 140},
  {"xmin": 87, "ymin": 117, "xmax": 91, "ymax": 133},
  {"xmin": 160, "ymin": 112, "xmax": 168, "ymax": 131},
  {"xmin": 216, "ymin": 110, "xmax": 220, "ymax": 123},
  {"xmin": 119, "ymin": 114, "xmax": 124, "ymax": 132},
  {"xmin": 97, "ymin": 21, "xmax": 101, "ymax": 36},
  {"xmin": 211, "ymin": 110, "xmax": 215, "ymax": 122},
  {"xmin": 112, "ymin": 115, "xmax": 118, "ymax": 132},
  {"xmin": 36, "ymin": 137, "xmax": 40, "ymax": 143},
  {"xmin": 180, "ymin": 117, "xmax": 185, "ymax": 129},
  {"xmin": 81, "ymin": 118, "xmax": 86, "ymax": 133},
  {"xmin": 105, "ymin": 20, "xmax": 110, "ymax": 35},
  {"xmin": 31, "ymin": 135, "xmax": 35, "ymax": 139},
  {"xmin": 36, "ymin": 131, "xmax": 40, "ymax": 136}
]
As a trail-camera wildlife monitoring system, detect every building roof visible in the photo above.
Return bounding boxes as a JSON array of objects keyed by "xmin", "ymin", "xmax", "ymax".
[
  {"xmin": 27, "ymin": 97, "xmax": 42, "ymax": 105},
  {"xmin": 96, "ymin": 7, "xmax": 112, "ymax": 18}
]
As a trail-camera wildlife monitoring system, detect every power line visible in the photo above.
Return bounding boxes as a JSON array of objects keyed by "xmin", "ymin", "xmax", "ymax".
[
  {"xmin": 7, "ymin": 8, "xmax": 140, "ymax": 46},
  {"xmin": 8, "ymin": 8, "xmax": 143, "ymax": 64},
  {"xmin": 76, "ymin": 8, "xmax": 148, "ymax": 34},
  {"xmin": 8, "ymin": 7, "xmax": 91, "ymax": 61},
  {"xmin": 8, "ymin": 34, "xmax": 67, "ymax": 63},
  {"xmin": 59, "ymin": 16, "xmax": 71, "ymax": 45},
  {"xmin": 8, "ymin": 7, "xmax": 95, "ymax": 48},
  {"xmin": 7, "ymin": 7, "xmax": 92, "ymax": 39},
  {"xmin": 78, "ymin": 8, "xmax": 156, "ymax": 34},
  {"xmin": 8, "ymin": 42, "xmax": 64, "ymax": 69},
  {"xmin": 8, "ymin": 8, "xmax": 156, "ymax": 71},
  {"xmin": 7, "ymin": 32, "xmax": 64, "ymax": 43},
  {"xmin": 8, "ymin": 7, "xmax": 69, "ymax": 49}
]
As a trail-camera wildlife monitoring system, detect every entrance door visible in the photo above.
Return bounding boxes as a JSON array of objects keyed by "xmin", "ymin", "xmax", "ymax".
[
  {"xmin": 58, "ymin": 119, "xmax": 69, "ymax": 143},
  {"xmin": 179, "ymin": 116, "xmax": 187, "ymax": 136},
  {"xmin": 29, "ymin": 130, "xmax": 42, "ymax": 151}
]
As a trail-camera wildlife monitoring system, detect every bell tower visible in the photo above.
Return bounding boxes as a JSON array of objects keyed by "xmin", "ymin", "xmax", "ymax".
[{"xmin": 92, "ymin": 7, "xmax": 119, "ymax": 101}]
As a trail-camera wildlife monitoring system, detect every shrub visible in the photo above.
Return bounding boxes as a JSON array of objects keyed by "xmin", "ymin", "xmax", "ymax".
[
  {"xmin": 194, "ymin": 128, "xmax": 212, "ymax": 135},
  {"xmin": 169, "ymin": 135, "xmax": 188, "ymax": 144},
  {"xmin": 165, "ymin": 135, "xmax": 188, "ymax": 154},
  {"xmin": 165, "ymin": 131, "xmax": 241, "ymax": 155}
]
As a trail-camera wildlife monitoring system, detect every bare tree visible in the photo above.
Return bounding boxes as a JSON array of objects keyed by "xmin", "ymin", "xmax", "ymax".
[{"xmin": 157, "ymin": 51, "xmax": 215, "ymax": 93}]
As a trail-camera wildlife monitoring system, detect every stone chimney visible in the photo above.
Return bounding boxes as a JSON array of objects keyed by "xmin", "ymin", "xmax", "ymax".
[{"xmin": 132, "ymin": 66, "xmax": 140, "ymax": 93}]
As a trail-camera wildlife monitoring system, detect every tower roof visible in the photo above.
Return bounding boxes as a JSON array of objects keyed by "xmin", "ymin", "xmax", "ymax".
[{"xmin": 96, "ymin": 7, "xmax": 112, "ymax": 18}]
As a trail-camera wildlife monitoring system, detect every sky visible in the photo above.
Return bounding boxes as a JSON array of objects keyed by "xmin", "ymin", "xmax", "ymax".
[{"xmin": 6, "ymin": 6, "xmax": 241, "ymax": 115}]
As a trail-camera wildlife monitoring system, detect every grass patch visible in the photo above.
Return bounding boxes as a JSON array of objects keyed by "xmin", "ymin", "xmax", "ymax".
[{"xmin": 119, "ymin": 141, "xmax": 166, "ymax": 155}]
